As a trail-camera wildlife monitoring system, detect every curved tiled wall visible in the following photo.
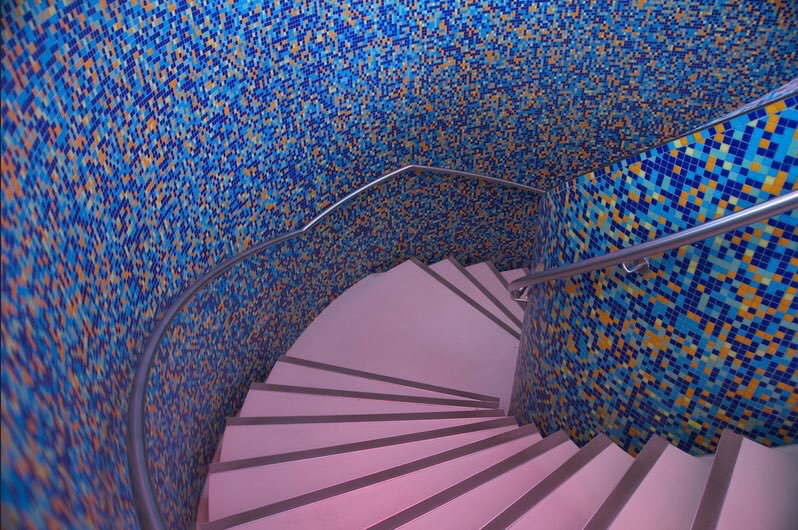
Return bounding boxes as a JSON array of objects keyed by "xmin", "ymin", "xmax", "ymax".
[
  {"xmin": 145, "ymin": 170, "xmax": 538, "ymax": 528},
  {"xmin": 514, "ymin": 87, "xmax": 798, "ymax": 456},
  {"xmin": 2, "ymin": 0, "xmax": 797, "ymax": 527}
]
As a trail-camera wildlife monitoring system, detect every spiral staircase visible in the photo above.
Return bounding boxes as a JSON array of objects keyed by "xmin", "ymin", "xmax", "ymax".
[{"xmin": 194, "ymin": 257, "xmax": 798, "ymax": 530}]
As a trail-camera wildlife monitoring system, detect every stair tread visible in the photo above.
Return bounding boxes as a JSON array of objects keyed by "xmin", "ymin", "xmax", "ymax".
[
  {"xmin": 271, "ymin": 356, "xmax": 499, "ymax": 402},
  {"xmin": 594, "ymin": 436, "xmax": 714, "ymax": 530},
  {"xmin": 694, "ymin": 431, "xmax": 798, "ymax": 530},
  {"xmin": 226, "ymin": 410, "xmax": 505, "ymax": 426},
  {"xmin": 379, "ymin": 431, "xmax": 577, "ymax": 530},
  {"xmin": 208, "ymin": 427, "xmax": 542, "ymax": 529},
  {"xmin": 412, "ymin": 258, "xmax": 520, "ymax": 339},
  {"xmin": 212, "ymin": 417, "xmax": 517, "ymax": 473},
  {"xmin": 209, "ymin": 424, "xmax": 517, "ymax": 520},
  {"xmin": 483, "ymin": 434, "xmax": 633, "ymax": 529},
  {"xmin": 429, "ymin": 257, "xmax": 521, "ymax": 330},
  {"xmin": 285, "ymin": 259, "xmax": 519, "ymax": 407},
  {"xmin": 466, "ymin": 262, "xmax": 525, "ymax": 320},
  {"xmin": 220, "ymin": 416, "xmax": 501, "ymax": 462},
  {"xmin": 239, "ymin": 386, "xmax": 496, "ymax": 417},
  {"xmin": 251, "ymin": 383, "xmax": 498, "ymax": 408},
  {"xmin": 500, "ymin": 268, "xmax": 526, "ymax": 285}
]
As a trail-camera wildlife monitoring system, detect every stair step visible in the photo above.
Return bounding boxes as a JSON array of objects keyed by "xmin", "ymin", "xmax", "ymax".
[
  {"xmin": 373, "ymin": 431, "xmax": 578, "ymax": 530},
  {"xmin": 205, "ymin": 424, "xmax": 541, "ymax": 529},
  {"xmin": 692, "ymin": 430, "xmax": 798, "ymax": 530},
  {"xmin": 206, "ymin": 422, "xmax": 528, "ymax": 522},
  {"xmin": 286, "ymin": 259, "xmax": 519, "ymax": 407},
  {"xmin": 482, "ymin": 433, "xmax": 633, "ymax": 529},
  {"xmin": 239, "ymin": 384, "xmax": 497, "ymax": 417},
  {"xmin": 500, "ymin": 267, "xmax": 526, "ymax": 285},
  {"xmin": 269, "ymin": 357, "xmax": 498, "ymax": 401},
  {"xmin": 586, "ymin": 435, "xmax": 713, "ymax": 530},
  {"xmin": 213, "ymin": 417, "xmax": 516, "ymax": 473},
  {"xmin": 412, "ymin": 258, "xmax": 520, "ymax": 339},
  {"xmin": 220, "ymin": 415, "xmax": 502, "ymax": 462},
  {"xmin": 429, "ymin": 257, "xmax": 521, "ymax": 330},
  {"xmin": 466, "ymin": 262, "xmax": 525, "ymax": 321}
]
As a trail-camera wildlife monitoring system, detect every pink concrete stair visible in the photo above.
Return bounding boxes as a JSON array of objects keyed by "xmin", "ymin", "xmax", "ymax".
[
  {"xmin": 481, "ymin": 434, "xmax": 634, "ymax": 529},
  {"xmin": 283, "ymin": 259, "xmax": 519, "ymax": 407},
  {"xmin": 200, "ymin": 257, "xmax": 798, "ymax": 530},
  {"xmin": 203, "ymin": 424, "xmax": 541, "ymax": 529},
  {"xmin": 207, "ymin": 419, "xmax": 518, "ymax": 520},
  {"xmin": 266, "ymin": 357, "xmax": 499, "ymax": 401},
  {"xmin": 238, "ymin": 384, "xmax": 497, "ymax": 416},
  {"xmin": 373, "ymin": 431, "xmax": 579, "ymax": 529},
  {"xmin": 465, "ymin": 261, "xmax": 525, "ymax": 322},
  {"xmin": 691, "ymin": 430, "xmax": 798, "ymax": 530},
  {"xmin": 219, "ymin": 412, "xmax": 503, "ymax": 462},
  {"xmin": 585, "ymin": 435, "xmax": 714, "ymax": 530},
  {"xmin": 429, "ymin": 257, "xmax": 521, "ymax": 331}
]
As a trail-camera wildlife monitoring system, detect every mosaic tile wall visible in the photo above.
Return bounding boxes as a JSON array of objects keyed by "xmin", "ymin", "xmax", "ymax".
[
  {"xmin": 514, "ymin": 88, "xmax": 798, "ymax": 456},
  {"xmin": 2, "ymin": 0, "xmax": 797, "ymax": 527},
  {"xmin": 146, "ymin": 171, "xmax": 538, "ymax": 529}
]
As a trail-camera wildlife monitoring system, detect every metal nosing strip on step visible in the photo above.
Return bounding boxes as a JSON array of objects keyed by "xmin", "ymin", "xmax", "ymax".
[
  {"xmin": 201, "ymin": 423, "xmax": 538, "ymax": 530},
  {"xmin": 481, "ymin": 433, "xmax": 613, "ymax": 530},
  {"xmin": 690, "ymin": 430, "xmax": 744, "ymax": 530},
  {"xmin": 583, "ymin": 435, "xmax": 670, "ymax": 530},
  {"xmin": 210, "ymin": 417, "xmax": 517, "ymax": 473},
  {"xmin": 367, "ymin": 430, "xmax": 571, "ymax": 530},
  {"xmin": 226, "ymin": 410, "xmax": 505, "ymax": 426},
  {"xmin": 448, "ymin": 257, "xmax": 523, "ymax": 328},
  {"xmin": 278, "ymin": 356, "xmax": 500, "ymax": 402},
  {"xmin": 249, "ymin": 383, "xmax": 499, "ymax": 409},
  {"xmin": 408, "ymin": 258, "xmax": 521, "ymax": 340}
]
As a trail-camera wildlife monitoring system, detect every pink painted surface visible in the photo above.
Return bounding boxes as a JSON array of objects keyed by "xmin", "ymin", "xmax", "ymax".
[
  {"xmin": 224, "ymin": 431, "xmax": 542, "ymax": 529},
  {"xmin": 265, "ymin": 360, "xmax": 473, "ymax": 399},
  {"xmin": 238, "ymin": 389, "xmax": 490, "ymax": 417},
  {"xmin": 429, "ymin": 258, "xmax": 518, "ymax": 329},
  {"xmin": 501, "ymin": 268, "xmax": 526, "ymax": 284},
  {"xmin": 714, "ymin": 437, "xmax": 798, "ymax": 530},
  {"xmin": 219, "ymin": 416, "xmax": 494, "ymax": 462},
  {"xmin": 208, "ymin": 425, "xmax": 516, "ymax": 520},
  {"xmin": 465, "ymin": 262, "xmax": 524, "ymax": 321},
  {"xmin": 285, "ymin": 260, "xmax": 519, "ymax": 408},
  {"xmin": 195, "ymin": 435, "xmax": 224, "ymax": 529},
  {"xmin": 512, "ymin": 441, "xmax": 633, "ymax": 529},
  {"xmin": 609, "ymin": 441, "xmax": 713, "ymax": 530},
  {"xmin": 401, "ymin": 436, "xmax": 579, "ymax": 530}
]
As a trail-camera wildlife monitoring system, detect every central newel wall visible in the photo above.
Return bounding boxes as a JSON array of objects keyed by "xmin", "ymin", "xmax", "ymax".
[
  {"xmin": 514, "ymin": 86, "xmax": 798, "ymax": 456},
  {"xmin": 2, "ymin": 0, "xmax": 797, "ymax": 527}
]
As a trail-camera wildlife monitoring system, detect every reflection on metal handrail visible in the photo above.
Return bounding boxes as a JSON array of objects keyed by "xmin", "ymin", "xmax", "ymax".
[
  {"xmin": 126, "ymin": 164, "xmax": 542, "ymax": 530},
  {"xmin": 509, "ymin": 189, "xmax": 798, "ymax": 302}
]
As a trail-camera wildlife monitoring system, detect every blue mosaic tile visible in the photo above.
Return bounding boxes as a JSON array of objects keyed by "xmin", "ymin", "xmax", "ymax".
[
  {"xmin": 514, "ymin": 86, "xmax": 798, "ymax": 456},
  {"xmin": 144, "ymin": 171, "xmax": 538, "ymax": 528},
  {"xmin": 2, "ymin": 0, "xmax": 797, "ymax": 527}
]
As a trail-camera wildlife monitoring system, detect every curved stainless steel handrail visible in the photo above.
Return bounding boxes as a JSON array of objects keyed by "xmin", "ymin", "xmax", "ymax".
[
  {"xmin": 127, "ymin": 164, "xmax": 543, "ymax": 530},
  {"xmin": 508, "ymin": 189, "xmax": 798, "ymax": 301}
]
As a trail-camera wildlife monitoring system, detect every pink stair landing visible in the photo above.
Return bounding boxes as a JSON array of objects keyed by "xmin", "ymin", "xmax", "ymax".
[{"xmin": 198, "ymin": 258, "xmax": 798, "ymax": 530}]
